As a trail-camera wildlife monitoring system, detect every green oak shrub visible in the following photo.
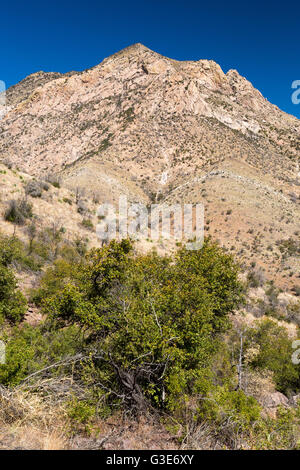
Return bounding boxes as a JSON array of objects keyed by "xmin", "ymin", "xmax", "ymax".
[{"xmin": 40, "ymin": 239, "xmax": 244, "ymax": 412}]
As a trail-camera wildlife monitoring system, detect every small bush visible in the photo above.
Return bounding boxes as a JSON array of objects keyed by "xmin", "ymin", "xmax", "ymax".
[
  {"xmin": 2, "ymin": 158, "xmax": 13, "ymax": 169},
  {"xmin": 292, "ymin": 285, "xmax": 300, "ymax": 297},
  {"xmin": 40, "ymin": 181, "xmax": 49, "ymax": 191},
  {"xmin": 25, "ymin": 181, "xmax": 42, "ymax": 198},
  {"xmin": 81, "ymin": 219, "xmax": 94, "ymax": 230},
  {"xmin": 4, "ymin": 199, "xmax": 33, "ymax": 225},
  {"xmin": 46, "ymin": 175, "xmax": 61, "ymax": 188},
  {"xmin": 63, "ymin": 197, "xmax": 72, "ymax": 205},
  {"xmin": 77, "ymin": 200, "xmax": 88, "ymax": 214},
  {"xmin": 247, "ymin": 269, "xmax": 265, "ymax": 288},
  {"xmin": 67, "ymin": 398, "xmax": 95, "ymax": 432}
]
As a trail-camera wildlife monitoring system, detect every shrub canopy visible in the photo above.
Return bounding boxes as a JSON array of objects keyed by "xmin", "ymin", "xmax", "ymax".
[{"xmin": 41, "ymin": 239, "xmax": 243, "ymax": 410}]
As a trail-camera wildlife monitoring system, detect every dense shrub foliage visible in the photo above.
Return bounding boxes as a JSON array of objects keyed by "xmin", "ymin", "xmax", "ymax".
[
  {"xmin": 246, "ymin": 319, "xmax": 300, "ymax": 395},
  {"xmin": 32, "ymin": 239, "xmax": 241, "ymax": 411},
  {"xmin": 0, "ymin": 239, "xmax": 27, "ymax": 324}
]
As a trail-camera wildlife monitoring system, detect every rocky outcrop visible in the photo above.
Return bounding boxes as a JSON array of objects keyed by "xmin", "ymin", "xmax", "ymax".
[{"xmin": 261, "ymin": 391, "xmax": 289, "ymax": 409}]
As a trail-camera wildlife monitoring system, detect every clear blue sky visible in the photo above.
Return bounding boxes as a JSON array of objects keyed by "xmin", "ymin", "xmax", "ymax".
[{"xmin": 1, "ymin": 0, "xmax": 300, "ymax": 118}]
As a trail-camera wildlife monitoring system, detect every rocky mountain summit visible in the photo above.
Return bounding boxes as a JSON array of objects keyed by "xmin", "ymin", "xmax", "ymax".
[{"xmin": 0, "ymin": 44, "xmax": 299, "ymax": 290}]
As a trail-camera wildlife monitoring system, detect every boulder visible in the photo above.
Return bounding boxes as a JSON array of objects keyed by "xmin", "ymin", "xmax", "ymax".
[{"xmin": 261, "ymin": 391, "xmax": 289, "ymax": 409}]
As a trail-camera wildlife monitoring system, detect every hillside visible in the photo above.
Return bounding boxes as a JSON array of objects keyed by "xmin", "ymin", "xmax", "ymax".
[{"xmin": 0, "ymin": 43, "xmax": 299, "ymax": 290}]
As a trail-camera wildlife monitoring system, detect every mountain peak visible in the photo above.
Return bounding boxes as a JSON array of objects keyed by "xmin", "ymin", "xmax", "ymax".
[
  {"xmin": 123, "ymin": 42, "xmax": 151, "ymax": 52},
  {"xmin": 107, "ymin": 42, "xmax": 156, "ymax": 61}
]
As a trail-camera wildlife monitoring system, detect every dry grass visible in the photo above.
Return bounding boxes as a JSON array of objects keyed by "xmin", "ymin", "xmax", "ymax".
[
  {"xmin": 0, "ymin": 386, "xmax": 68, "ymax": 449},
  {"xmin": 0, "ymin": 386, "xmax": 179, "ymax": 450}
]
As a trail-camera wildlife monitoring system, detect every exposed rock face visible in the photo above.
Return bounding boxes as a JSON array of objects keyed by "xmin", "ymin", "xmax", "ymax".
[
  {"xmin": 6, "ymin": 70, "xmax": 79, "ymax": 108},
  {"xmin": 6, "ymin": 72, "xmax": 64, "ymax": 108},
  {"xmin": 0, "ymin": 43, "xmax": 299, "ymax": 289},
  {"xmin": 1, "ymin": 43, "xmax": 299, "ymax": 180},
  {"xmin": 259, "ymin": 391, "xmax": 290, "ymax": 418}
]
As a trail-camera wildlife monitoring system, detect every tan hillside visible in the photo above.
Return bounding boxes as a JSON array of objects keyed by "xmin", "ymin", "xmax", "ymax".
[{"xmin": 0, "ymin": 43, "xmax": 299, "ymax": 290}]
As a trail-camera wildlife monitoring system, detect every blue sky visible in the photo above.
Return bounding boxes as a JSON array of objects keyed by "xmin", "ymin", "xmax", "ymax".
[{"xmin": 1, "ymin": 0, "xmax": 300, "ymax": 118}]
